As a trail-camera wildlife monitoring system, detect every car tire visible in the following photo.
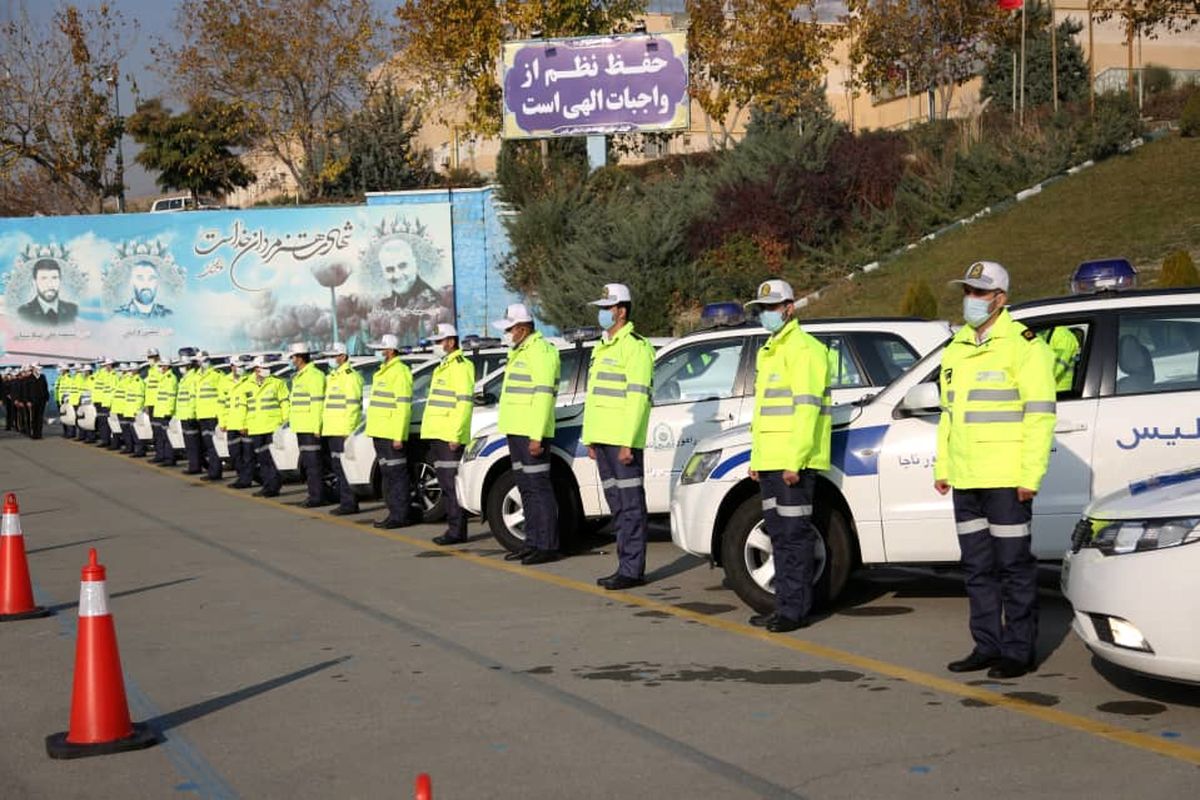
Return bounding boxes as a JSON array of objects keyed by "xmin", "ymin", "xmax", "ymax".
[
  {"xmin": 486, "ymin": 467, "xmax": 581, "ymax": 554},
  {"xmin": 720, "ymin": 492, "xmax": 853, "ymax": 615},
  {"xmin": 414, "ymin": 456, "xmax": 447, "ymax": 524}
]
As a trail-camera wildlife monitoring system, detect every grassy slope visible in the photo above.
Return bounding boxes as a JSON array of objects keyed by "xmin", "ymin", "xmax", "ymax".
[{"xmin": 800, "ymin": 135, "xmax": 1200, "ymax": 319}]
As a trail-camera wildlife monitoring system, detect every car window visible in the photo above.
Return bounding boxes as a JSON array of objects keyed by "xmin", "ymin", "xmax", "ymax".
[
  {"xmin": 1114, "ymin": 313, "xmax": 1200, "ymax": 396},
  {"xmin": 853, "ymin": 333, "xmax": 919, "ymax": 385},
  {"xmin": 559, "ymin": 347, "xmax": 587, "ymax": 396},
  {"xmin": 1024, "ymin": 321, "xmax": 1091, "ymax": 398},
  {"xmin": 814, "ymin": 335, "xmax": 866, "ymax": 389},
  {"xmin": 652, "ymin": 339, "xmax": 745, "ymax": 405},
  {"xmin": 169, "ymin": 198, "xmax": 183, "ymax": 210},
  {"xmin": 411, "ymin": 367, "xmax": 435, "ymax": 405}
]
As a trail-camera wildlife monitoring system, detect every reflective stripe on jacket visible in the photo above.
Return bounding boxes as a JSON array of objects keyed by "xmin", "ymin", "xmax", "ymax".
[
  {"xmin": 289, "ymin": 362, "xmax": 326, "ymax": 434},
  {"xmin": 322, "ymin": 361, "xmax": 364, "ymax": 437},
  {"xmin": 497, "ymin": 332, "xmax": 560, "ymax": 439},
  {"xmin": 245, "ymin": 376, "xmax": 290, "ymax": 436},
  {"xmin": 153, "ymin": 369, "xmax": 178, "ymax": 416},
  {"xmin": 420, "ymin": 349, "xmax": 476, "ymax": 445},
  {"xmin": 225, "ymin": 375, "xmax": 254, "ymax": 431},
  {"xmin": 581, "ymin": 323, "xmax": 655, "ymax": 449},
  {"xmin": 196, "ymin": 368, "xmax": 222, "ymax": 419},
  {"xmin": 750, "ymin": 319, "xmax": 832, "ymax": 472},
  {"xmin": 936, "ymin": 309, "xmax": 1057, "ymax": 491},
  {"xmin": 175, "ymin": 369, "xmax": 200, "ymax": 420},
  {"xmin": 365, "ymin": 356, "xmax": 413, "ymax": 440}
]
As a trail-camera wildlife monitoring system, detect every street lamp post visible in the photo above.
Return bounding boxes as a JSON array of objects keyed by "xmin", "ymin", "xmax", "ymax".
[{"xmin": 105, "ymin": 67, "xmax": 126, "ymax": 214}]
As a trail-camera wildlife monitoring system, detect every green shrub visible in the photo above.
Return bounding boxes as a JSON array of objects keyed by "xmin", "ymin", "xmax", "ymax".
[
  {"xmin": 899, "ymin": 279, "xmax": 939, "ymax": 319},
  {"xmin": 1142, "ymin": 64, "xmax": 1175, "ymax": 96},
  {"xmin": 1159, "ymin": 250, "xmax": 1200, "ymax": 287},
  {"xmin": 1085, "ymin": 93, "xmax": 1143, "ymax": 160},
  {"xmin": 1182, "ymin": 93, "xmax": 1200, "ymax": 138}
]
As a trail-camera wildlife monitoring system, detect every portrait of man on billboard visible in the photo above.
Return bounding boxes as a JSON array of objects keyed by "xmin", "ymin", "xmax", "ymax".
[
  {"xmin": 16, "ymin": 258, "xmax": 79, "ymax": 326},
  {"xmin": 362, "ymin": 217, "xmax": 452, "ymax": 344},
  {"xmin": 113, "ymin": 258, "xmax": 174, "ymax": 319},
  {"xmin": 103, "ymin": 239, "xmax": 185, "ymax": 324}
]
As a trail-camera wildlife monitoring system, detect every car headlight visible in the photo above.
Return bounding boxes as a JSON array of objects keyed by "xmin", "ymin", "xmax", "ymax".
[
  {"xmin": 681, "ymin": 449, "xmax": 722, "ymax": 485},
  {"xmin": 1087, "ymin": 518, "xmax": 1200, "ymax": 555},
  {"xmin": 463, "ymin": 436, "xmax": 487, "ymax": 463}
]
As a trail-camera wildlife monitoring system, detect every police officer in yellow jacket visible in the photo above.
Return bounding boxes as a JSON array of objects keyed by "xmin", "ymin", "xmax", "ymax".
[
  {"xmin": 582, "ymin": 284, "xmax": 656, "ymax": 588},
  {"xmin": 494, "ymin": 303, "xmax": 561, "ymax": 563},
  {"xmin": 366, "ymin": 334, "xmax": 415, "ymax": 528},
  {"xmin": 196, "ymin": 352, "xmax": 225, "ymax": 481},
  {"xmin": 322, "ymin": 343, "xmax": 364, "ymax": 516},
  {"xmin": 143, "ymin": 348, "xmax": 162, "ymax": 455},
  {"xmin": 287, "ymin": 342, "xmax": 330, "ymax": 507},
  {"xmin": 936, "ymin": 261, "xmax": 1056, "ymax": 679},
  {"xmin": 92, "ymin": 357, "xmax": 117, "ymax": 448},
  {"xmin": 245, "ymin": 356, "xmax": 290, "ymax": 497},
  {"xmin": 1042, "ymin": 326, "xmax": 1080, "ymax": 392},
  {"xmin": 176, "ymin": 349, "xmax": 204, "ymax": 474},
  {"xmin": 421, "ymin": 324, "xmax": 476, "ymax": 546},
  {"xmin": 123, "ymin": 363, "xmax": 148, "ymax": 457},
  {"xmin": 226, "ymin": 356, "xmax": 257, "ymax": 489},
  {"xmin": 151, "ymin": 358, "xmax": 178, "ymax": 465},
  {"xmin": 746, "ymin": 279, "xmax": 832, "ymax": 633},
  {"xmin": 76, "ymin": 363, "xmax": 95, "ymax": 442}
]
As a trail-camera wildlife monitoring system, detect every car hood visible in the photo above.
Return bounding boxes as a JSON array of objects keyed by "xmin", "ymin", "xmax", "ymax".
[
  {"xmin": 1085, "ymin": 465, "xmax": 1200, "ymax": 520},
  {"xmin": 692, "ymin": 404, "xmax": 864, "ymax": 453}
]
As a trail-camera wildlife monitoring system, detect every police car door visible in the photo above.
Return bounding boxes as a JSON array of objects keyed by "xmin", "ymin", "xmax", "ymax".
[
  {"xmin": 1091, "ymin": 305, "xmax": 1200, "ymax": 499},
  {"xmin": 643, "ymin": 336, "xmax": 752, "ymax": 514}
]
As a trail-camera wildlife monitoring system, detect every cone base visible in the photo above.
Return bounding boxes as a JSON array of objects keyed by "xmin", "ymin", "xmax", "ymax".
[
  {"xmin": 45, "ymin": 722, "xmax": 159, "ymax": 760},
  {"xmin": 0, "ymin": 606, "xmax": 52, "ymax": 622}
]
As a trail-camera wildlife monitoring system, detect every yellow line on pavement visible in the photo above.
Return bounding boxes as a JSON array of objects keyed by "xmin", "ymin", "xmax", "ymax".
[{"xmin": 85, "ymin": 439, "xmax": 1200, "ymax": 767}]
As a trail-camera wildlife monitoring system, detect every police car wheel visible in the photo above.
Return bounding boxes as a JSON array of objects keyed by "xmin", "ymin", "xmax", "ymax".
[
  {"xmin": 414, "ymin": 458, "xmax": 447, "ymax": 523},
  {"xmin": 486, "ymin": 468, "xmax": 580, "ymax": 554},
  {"xmin": 720, "ymin": 494, "xmax": 851, "ymax": 615}
]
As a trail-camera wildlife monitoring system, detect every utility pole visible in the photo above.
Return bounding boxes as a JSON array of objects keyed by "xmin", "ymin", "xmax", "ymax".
[
  {"xmin": 1051, "ymin": 0, "xmax": 1059, "ymax": 113},
  {"xmin": 1088, "ymin": 0, "xmax": 1095, "ymax": 117},
  {"xmin": 105, "ymin": 65, "xmax": 126, "ymax": 213},
  {"xmin": 1019, "ymin": 0, "xmax": 1027, "ymax": 126}
]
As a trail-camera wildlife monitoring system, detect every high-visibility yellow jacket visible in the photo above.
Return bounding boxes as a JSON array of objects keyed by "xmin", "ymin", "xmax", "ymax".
[
  {"xmin": 1043, "ymin": 326, "xmax": 1080, "ymax": 392},
  {"xmin": 92, "ymin": 368, "xmax": 115, "ymax": 407},
  {"xmin": 78, "ymin": 373, "xmax": 95, "ymax": 404},
  {"xmin": 581, "ymin": 323, "xmax": 655, "ymax": 449},
  {"xmin": 245, "ymin": 376, "xmax": 290, "ymax": 436},
  {"xmin": 750, "ymin": 319, "xmax": 832, "ymax": 472},
  {"xmin": 365, "ymin": 356, "xmax": 413, "ymax": 440},
  {"xmin": 175, "ymin": 368, "xmax": 200, "ymax": 420},
  {"xmin": 152, "ymin": 368, "xmax": 178, "ymax": 417},
  {"xmin": 216, "ymin": 371, "xmax": 235, "ymax": 429},
  {"xmin": 420, "ymin": 349, "xmax": 476, "ymax": 445},
  {"xmin": 196, "ymin": 367, "xmax": 222, "ymax": 419},
  {"xmin": 288, "ymin": 361, "xmax": 326, "ymax": 435},
  {"xmin": 322, "ymin": 361, "xmax": 364, "ymax": 437},
  {"xmin": 64, "ymin": 373, "xmax": 82, "ymax": 405},
  {"xmin": 226, "ymin": 374, "xmax": 254, "ymax": 432},
  {"xmin": 144, "ymin": 365, "xmax": 161, "ymax": 411},
  {"xmin": 936, "ymin": 309, "xmax": 1057, "ymax": 491},
  {"xmin": 123, "ymin": 374, "xmax": 145, "ymax": 416},
  {"xmin": 111, "ymin": 374, "xmax": 128, "ymax": 416},
  {"xmin": 497, "ymin": 332, "xmax": 559, "ymax": 439}
]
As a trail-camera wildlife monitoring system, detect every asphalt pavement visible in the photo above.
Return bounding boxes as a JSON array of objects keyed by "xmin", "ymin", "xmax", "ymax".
[{"xmin": 1, "ymin": 432, "xmax": 1198, "ymax": 799}]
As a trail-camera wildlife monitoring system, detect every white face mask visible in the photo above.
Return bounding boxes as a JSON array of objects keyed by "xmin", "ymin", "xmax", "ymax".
[
  {"xmin": 963, "ymin": 296, "xmax": 994, "ymax": 328},
  {"xmin": 503, "ymin": 331, "xmax": 515, "ymax": 348}
]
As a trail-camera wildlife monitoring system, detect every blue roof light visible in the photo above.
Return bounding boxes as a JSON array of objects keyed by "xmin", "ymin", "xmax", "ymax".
[
  {"xmin": 700, "ymin": 302, "xmax": 745, "ymax": 329},
  {"xmin": 1070, "ymin": 258, "xmax": 1137, "ymax": 295}
]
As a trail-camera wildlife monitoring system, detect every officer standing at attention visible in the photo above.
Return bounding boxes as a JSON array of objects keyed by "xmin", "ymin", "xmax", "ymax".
[
  {"xmin": 196, "ymin": 352, "xmax": 224, "ymax": 481},
  {"xmin": 227, "ymin": 356, "xmax": 257, "ymax": 489},
  {"xmin": 55, "ymin": 365, "xmax": 74, "ymax": 438},
  {"xmin": 745, "ymin": 279, "xmax": 832, "ymax": 633},
  {"xmin": 245, "ymin": 356, "xmax": 290, "ymax": 497},
  {"xmin": 143, "ymin": 348, "xmax": 162, "ymax": 455},
  {"xmin": 492, "ymin": 303, "xmax": 561, "ymax": 564},
  {"xmin": 92, "ymin": 357, "xmax": 116, "ymax": 448},
  {"xmin": 366, "ymin": 334, "xmax": 414, "ymax": 529},
  {"xmin": 936, "ymin": 261, "xmax": 1056, "ymax": 680},
  {"xmin": 287, "ymin": 342, "xmax": 329, "ymax": 508},
  {"xmin": 123, "ymin": 363, "xmax": 148, "ymax": 457},
  {"xmin": 582, "ymin": 284, "xmax": 656, "ymax": 589},
  {"xmin": 176, "ymin": 350, "xmax": 203, "ymax": 474},
  {"xmin": 107, "ymin": 363, "xmax": 126, "ymax": 449},
  {"xmin": 152, "ymin": 357, "xmax": 179, "ymax": 466},
  {"xmin": 322, "ymin": 343, "xmax": 364, "ymax": 516},
  {"xmin": 421, "ymin": 323, "xmax": 476, "ymax": 546},
  {"xmin": 214, "ymin": 358, "xmax": 237, "ymax": 476},
  {"xmin": 77, "ymin": 363, "xmax": 94, "ymax": 442}
]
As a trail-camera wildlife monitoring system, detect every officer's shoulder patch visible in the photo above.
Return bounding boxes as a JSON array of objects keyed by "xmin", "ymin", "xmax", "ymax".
[{"xmin": 1022, "ymin": 328, "xmax": 1036, "ymax": 341}]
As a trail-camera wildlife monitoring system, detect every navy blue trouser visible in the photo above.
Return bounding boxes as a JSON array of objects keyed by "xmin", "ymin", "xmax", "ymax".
[
  {"xmin": 182, "ymin": 418, "xmax": 203, "ymax": 472},
  {"xmin": 594, "ymin": 444, "xmax": 648, "ymax": 579},
  {"xmin": 124, "ymin": 417, "xmax": 146, "ymax": 456},
  {"xmin": 108, "ymin": 414, "xmax": 124, "ymax": 449},
  {"xmin": 760, "ymin": 470, "xmax": 818, "ymax": 622},
  {"xmin": 297, "ymin": 432, "xmax": 325, "ymax": 503},
  {"xmin": 96, "ymin": 405, "xmax": 111, "ymax": 446},
  {"xmin": 507, "ymin": 435, "xmax": 558, "ymax": 552},
  {"xmin": 233, "ymin": 434, "xmax": 255, "ymax": 486},
  {"xmin": 200, "ymin": 418, "xmax": 221, "ymax": 478},
  {"xmin": 326, "ymin": 436, "xmax": 358, "ymax": 511},
  {"xmin": 953, "ymin": 488, "xmax": 1039, "ymax": 664},
  {"xmin": 431, "ymin": 440, "xmax": 467, "ymax": 541},
  {"xmin": 373, "ymin": 437, "xmax": 411, "ymax": 524},
  {"xmin": 154, "ymin": 416, "xmax": 176, "ymax": 464},
  {"xmin": 252, "ymin": 433, "xmax": 281, "ymax": 493}
]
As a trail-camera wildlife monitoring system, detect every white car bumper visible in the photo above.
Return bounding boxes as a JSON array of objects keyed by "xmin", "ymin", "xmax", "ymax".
[
  {"xmin": 458, "ymin": 448, "xmax": 493, "ymax": 517},
  {"xmin": 341, "ymin": 430, "xmax": 376, "ymax": 491},
  {"xmin": 1063, "ymin": 546, "xmax": 1200, "ymax": 684},
  {"xmin": 670, "ymin": 480, "xmax": 725, "ymax": 558}
]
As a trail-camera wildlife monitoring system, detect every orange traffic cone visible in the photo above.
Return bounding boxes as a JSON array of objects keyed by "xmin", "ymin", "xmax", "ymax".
[
  {"xmin": 45, "ymin": 548, "xmax": 159, "ymax": 759},
  {"xmin": 415, "ymin": 774, "xmax": 433, "ymax": 800},
  {"xmin": 0, "ymin": 492, "xmax": 51, "ymax": 621}
]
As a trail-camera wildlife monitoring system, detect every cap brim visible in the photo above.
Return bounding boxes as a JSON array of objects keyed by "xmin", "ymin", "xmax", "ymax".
[
  {"xmin": 589, "ymin": 298, "xmax": 620, "ymax": 307},
  {"xmin": 745, "ymin": 294, "xmax": 791, "ymax": 307},
  {"xmin": 950, "ymin": 278, "xmax": 1003, "ymax": 291}
]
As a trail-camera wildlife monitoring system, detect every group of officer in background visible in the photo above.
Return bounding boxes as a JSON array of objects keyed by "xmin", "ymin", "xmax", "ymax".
[
  {"xmin": 1, "ymin": 365, "xmax": 50, "ymax": 439},
  {"xmin": 20, "ymin": 264, "xmax": 1057, "ymax": 678}
]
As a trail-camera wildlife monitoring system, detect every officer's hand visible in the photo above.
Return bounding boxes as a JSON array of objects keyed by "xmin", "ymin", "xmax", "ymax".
[
  {"xmin": 449, "ymin": 442, "xmax": 460, "ymax": 452},
  {"xmin": 241, "ymin": 429, "xmax": 248, "ymax": 436},
  {"xmin": 1017, "ymin": 487, "xmax": 1037, "ymax": 502},
  {"xmin": 934, "ymin": 480, "xmax": 951, "ymax": 495},
  {"xmin": 587, "ymin": 445, "xmax": 596, "ymax": 460},
  {"xmin": 392, "ymin": 439, "xmax": 404, "ymax": 450},
  {"xmin": 782, "ymin": 470, "xmax": 800, "ymax": 486},
  {"xmin": 749, "ymin": 470, "xmax": 758, "ymax": 482},
  {"xmin": 619, "ymin": 446, "xmax": 634, "ymax": 466},
  {"xmin": 529, "ymin": 439, "xmax": 544, "ymax": 457}
]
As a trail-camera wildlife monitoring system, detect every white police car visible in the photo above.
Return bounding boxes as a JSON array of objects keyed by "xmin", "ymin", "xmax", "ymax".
[
  {"xmin": 672, "ymin": 262, "xmax": 1200, "ymax": 612},
  {"xmin": 1062, "ymin": 466, "xmax": 1200, "ymax": 684},
  {"xmin": 458, "ymin": 306, "xmax": 952, "ymax": 553}
]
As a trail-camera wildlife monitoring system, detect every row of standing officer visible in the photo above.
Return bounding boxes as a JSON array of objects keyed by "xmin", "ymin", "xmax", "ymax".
[{"xmin": 2, "ymin": 366, "xmax": 50, "ymax": 439}]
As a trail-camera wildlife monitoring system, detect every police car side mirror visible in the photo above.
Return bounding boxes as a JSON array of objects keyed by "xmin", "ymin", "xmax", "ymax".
[{"xmin": 895, "ymin": 382, "xmax": 941, "ymax": 418}]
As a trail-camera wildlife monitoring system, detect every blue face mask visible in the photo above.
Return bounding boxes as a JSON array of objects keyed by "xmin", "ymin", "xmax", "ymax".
[
  {"xmin": 963, "ymin": 296, "xmax": 993, "ymax": 328},
  {"xmin": 760, "ymin": 310, "xmax": 786, "ymax": 333},
  {"xmin": 598, "ymin": 308, "xmax": 616, "ymax": 330}
]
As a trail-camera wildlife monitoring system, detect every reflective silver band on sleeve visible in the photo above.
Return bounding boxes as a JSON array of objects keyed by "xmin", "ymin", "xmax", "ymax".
[
  {"xmin": 793, "ymin": 394, "xmax": 822, "ymax": 407},
  {"xmin": 1023, "ymin": 401, "xmax": 1056, "ymax": 414},
  {"xmin": 627, "ymin": 384, "xmax": 650, "ymax": 396}
]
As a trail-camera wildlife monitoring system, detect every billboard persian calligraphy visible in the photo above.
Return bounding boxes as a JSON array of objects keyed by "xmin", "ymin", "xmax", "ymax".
[
  {"xmin": 0, "ymin": 205, "xmax": 454, "ymax": 362},
  {"xmin": 501, "ymin": 31, "xmax": 689, "ymax": 139}
]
